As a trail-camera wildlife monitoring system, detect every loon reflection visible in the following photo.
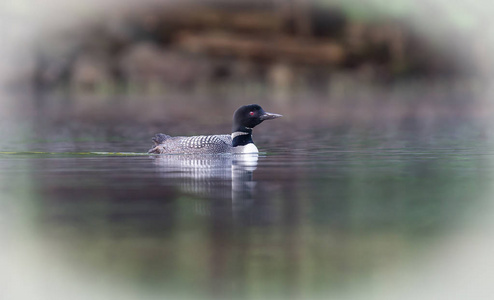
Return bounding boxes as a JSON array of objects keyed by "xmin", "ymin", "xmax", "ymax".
[{"xmin": 151, "ymin": 154, "xmax": 260, "ymax": 219}]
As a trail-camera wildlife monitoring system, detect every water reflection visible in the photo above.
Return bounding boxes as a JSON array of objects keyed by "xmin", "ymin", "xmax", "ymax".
[{"xmin": 152, "ymin": 153, "xmax": 262, "ymax": 223}]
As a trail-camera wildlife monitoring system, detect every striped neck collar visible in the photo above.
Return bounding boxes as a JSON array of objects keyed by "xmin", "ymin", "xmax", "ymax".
[
  {"xmin": 231, "ymin": 131, "xmax": 253, "ymax": 147},
  {"xmin": 231, "ymin": 131, "xmax": 250, "ymax": 139}
]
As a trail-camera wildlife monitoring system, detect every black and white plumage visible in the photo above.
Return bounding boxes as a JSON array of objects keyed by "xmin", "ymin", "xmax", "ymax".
[
  {"xmin": 149, "ymin": 133, "xmax": 232, "ymax": 154},
  {"xmin": 148, "ymin": 104, "xmax": 282, "ymax": 154}
]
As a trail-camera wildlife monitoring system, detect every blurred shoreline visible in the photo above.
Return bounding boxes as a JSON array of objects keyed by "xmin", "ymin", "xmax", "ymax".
[{"xmin": 16, "ymin": 1, "xmax": 486, "ymax": 94}]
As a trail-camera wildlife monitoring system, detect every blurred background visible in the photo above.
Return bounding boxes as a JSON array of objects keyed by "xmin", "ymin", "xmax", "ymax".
[
  {"xmin": 1, "ymin": 1, "xmax": 494, "ymax": 300},
  {"xmin": 4, "ymin": 0, "xmax": 493, "ymax": 141}
]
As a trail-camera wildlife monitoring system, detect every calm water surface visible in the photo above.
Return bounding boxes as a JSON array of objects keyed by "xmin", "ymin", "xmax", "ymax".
[{"xmin": 1, "ymin": 127, "xmax": 494, "ymax": 300}]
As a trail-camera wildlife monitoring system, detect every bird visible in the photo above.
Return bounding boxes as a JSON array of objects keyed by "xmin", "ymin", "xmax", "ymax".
[{"xmin": 148, "ymin": 104, "xmax": 282, "ymax": 154}]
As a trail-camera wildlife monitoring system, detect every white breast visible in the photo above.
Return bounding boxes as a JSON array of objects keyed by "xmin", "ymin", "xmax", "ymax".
[{"xmin": 233, "ymin": 143, "xmax": 258, "ymax": 154}]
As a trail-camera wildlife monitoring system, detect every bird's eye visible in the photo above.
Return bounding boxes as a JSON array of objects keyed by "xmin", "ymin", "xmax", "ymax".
[{"xmin": 249, "ymin": 111, "xmax": 254, "ymax": 116}]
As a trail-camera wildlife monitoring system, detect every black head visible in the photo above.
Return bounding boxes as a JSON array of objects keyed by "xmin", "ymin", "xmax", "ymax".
[{"xmin": 232, "ymin": 104, "xmax": 282, "ymax": 132}]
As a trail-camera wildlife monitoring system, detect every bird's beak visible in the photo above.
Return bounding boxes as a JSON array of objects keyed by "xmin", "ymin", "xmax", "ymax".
[{"xmin": 260, "ymin": 112, "xmax": 283, "ymax": 121}]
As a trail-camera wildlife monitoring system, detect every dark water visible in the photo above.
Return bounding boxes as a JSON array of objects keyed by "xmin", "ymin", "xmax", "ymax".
[{"xmin": 1, "ymin": 126, "xmax": 494, "ymax": 300}]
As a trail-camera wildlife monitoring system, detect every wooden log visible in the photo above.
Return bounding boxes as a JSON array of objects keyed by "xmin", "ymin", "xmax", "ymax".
[{"xmin": 176, "ymin": 31, "xmax": 345, "ymax": 65}]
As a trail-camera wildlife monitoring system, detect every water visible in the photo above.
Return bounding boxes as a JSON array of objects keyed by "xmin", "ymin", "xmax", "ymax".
[{"xmin": 2, "ymin": 125, "xmax": 494, "ymax": 300}]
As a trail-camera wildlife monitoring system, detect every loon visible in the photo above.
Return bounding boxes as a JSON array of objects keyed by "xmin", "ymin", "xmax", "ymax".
[{"xmin": 148, "ymin": 104, "xmax": 282, "ymax": 154}]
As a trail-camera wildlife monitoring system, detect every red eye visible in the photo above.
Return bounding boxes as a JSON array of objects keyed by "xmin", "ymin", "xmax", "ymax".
[{"xmin": 249, "ymin": 111, "xmax": 254, "ymax": 116}]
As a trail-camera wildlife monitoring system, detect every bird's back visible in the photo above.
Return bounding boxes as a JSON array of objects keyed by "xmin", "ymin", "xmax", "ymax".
[{"xmin": 148, "ymin": 133, "xmax": 232, "ymax": 154}]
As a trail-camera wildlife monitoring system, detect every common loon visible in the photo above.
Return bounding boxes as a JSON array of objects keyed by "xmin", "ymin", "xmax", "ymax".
[{"xmin": 148, "ymin": 104, "xmax": 282, "ymax": 154}]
